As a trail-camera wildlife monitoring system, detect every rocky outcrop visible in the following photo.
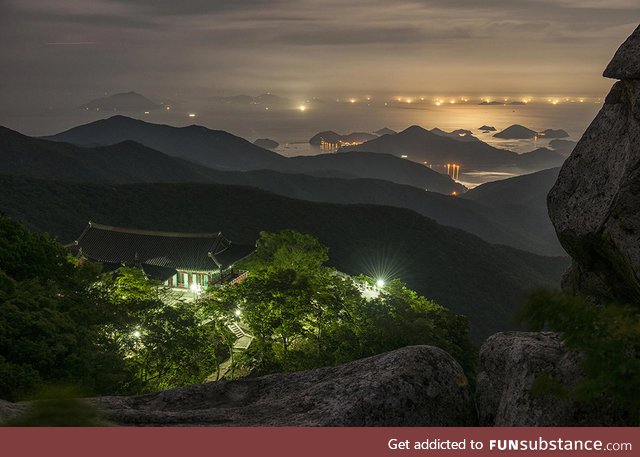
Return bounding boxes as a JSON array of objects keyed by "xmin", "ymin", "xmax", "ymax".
[
  {"xmin": 63, "ymin": 345, "xmax": 473, "ymax": 426},
  {"xmin": 604, "ymin": 25, "xmax": 640, "ymax": 80},
  {"xmin": 0, "ymin": 399, "xmax": 27, "ymax": 424},
  {"xmin": 476, "ymin": 332, "xmax": 628, "ymax": 426},
  {"xmin": 548, "ymin": 25, "xmax": 640, "ymax": 303}
]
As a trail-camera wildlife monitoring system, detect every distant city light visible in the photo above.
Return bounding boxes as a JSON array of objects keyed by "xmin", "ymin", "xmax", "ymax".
[
  {"xmin": 144, "ymin": 111, "xmax": 149, "ymax": 115},
  {"xmin": 376, "ymin": 279, "xmax": 385, "ymax": 288},
  {"xmin": 165, "ymin": 106, "xmax": 171, "ymax": 110},
  {"xmin": 349, "ymin": 98, "xmax": 356, "ymax": 103},
  {"xmin": 298, "ymin": 105, "xmax": 307, "ymax": 112},
  {"xmin": 188, "ymin": 113, "xmax": 196, "ymax": 117}
]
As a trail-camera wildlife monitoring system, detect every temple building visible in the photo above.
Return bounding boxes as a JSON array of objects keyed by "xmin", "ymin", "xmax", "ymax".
[{"xmin": 67, "ymin": 222, "xmax": 255, "ymax": 290}]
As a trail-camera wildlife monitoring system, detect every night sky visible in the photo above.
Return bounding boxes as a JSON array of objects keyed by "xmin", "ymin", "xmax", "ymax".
[{"xmin": 2, "ymin": 0, "xmax": 638, "ymax": 103}]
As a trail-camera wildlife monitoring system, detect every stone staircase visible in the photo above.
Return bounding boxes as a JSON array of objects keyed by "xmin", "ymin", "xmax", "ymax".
[{"xmin": 206, "ymin": 321, "xmax": 254, "ymax": 382}]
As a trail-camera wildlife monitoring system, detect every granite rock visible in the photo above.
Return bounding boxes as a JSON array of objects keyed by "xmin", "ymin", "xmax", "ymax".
[
  {"xmin": 476, "ymin": 332, "xmax": 628, "ymax": 426},
  {"xmin": 85, "ymin": 345, "xmax": 475, "ymax": 426},
  {"xmin": 548, "ymin": 24, "xmax": 640, "ymax": 303}
]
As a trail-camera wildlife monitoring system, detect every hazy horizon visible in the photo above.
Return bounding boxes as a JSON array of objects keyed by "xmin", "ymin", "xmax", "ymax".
[{"xmin": 1, "ymin": 0, "xmax": 638, "ymax": 119}]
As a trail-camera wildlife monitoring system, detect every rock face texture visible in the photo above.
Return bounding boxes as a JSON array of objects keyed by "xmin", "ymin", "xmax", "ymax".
[
  {"xmin": 0, "ymin": 400, "xmax": 27, "ymax": 424},
  {"xmin": 548, "ymin": 24, "xmax": 640, "ymax": 303},
  {"xmin": 476, "ymin": 332, "xmax": 628, "ymax": 426},
  {"xmin": 83, "ymin": 345, "xmax": 474, "ymax": 426}
]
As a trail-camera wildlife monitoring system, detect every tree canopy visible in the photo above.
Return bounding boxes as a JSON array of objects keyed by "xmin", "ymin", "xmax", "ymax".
[{"xmin": 207, "ymin": 230, "xmax": 474, "ymax": 378}]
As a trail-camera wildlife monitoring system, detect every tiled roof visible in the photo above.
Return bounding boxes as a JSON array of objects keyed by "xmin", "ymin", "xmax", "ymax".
[{"xmin": 69, "ymin": 222, "xmax": 254, "ymax": 276}]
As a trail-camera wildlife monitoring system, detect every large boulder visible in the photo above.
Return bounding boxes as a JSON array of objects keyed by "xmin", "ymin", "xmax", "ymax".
[
  {"xmin": 83, "ymin": 345, "xmax": 475, "ymax": 426},
  {"xmin": 476, "ymin": 332, "xmax": 627, "ymax": 426},
  {"xmin": 548, "ymin": 24, "xmax": 640, "ymax": 303},
  {"xmin": 0, "ymin": 399, "xmax": 27, "ymax": 424}
]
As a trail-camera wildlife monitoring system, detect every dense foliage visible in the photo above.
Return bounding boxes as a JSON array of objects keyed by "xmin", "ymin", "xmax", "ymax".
[
  {"xmin": 92, "ymin": 268, "xmax": 222, "ymax": 393},
  {"xmin": 206, "ymin": 230, "xmax": 475, "ymax": 378},
  {"xmin": 519, "ymin": 289, "xmax": 640, "ymax": 423},
  {"xmin": 1, "ymin": 215, "xmax": 476, "ymax": 403},
  {"xmin": 0, "ymin": 174, "xmax": 569, "ymax": 340},
  {"xmin": 0, "ymin": 215, "xmax": 223, "ymax": 400}
]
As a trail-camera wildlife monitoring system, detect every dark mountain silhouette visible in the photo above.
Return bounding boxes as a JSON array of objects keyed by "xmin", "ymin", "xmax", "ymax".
[
  {"xmin": 79, "ymin": 91, "xmax": 161, "ymax": 112},
  {"xmin": 309, "ymin": 131, "xmax": 377, "ymax": 145},
  {"xmin": 45, "ymin": 117, "xmax": 463, "ymax": 194},
  {"xmin": 541, "ymin": 129, "xmax": 569, "ymax": 139},
  {"xmin": 516, "ymin": 148, "xmax": 566, "ymax": 170},
  {"xmin": 430, "ymin": 128, "xmax": 479, "ymax": 142},
  {"xmin": 0, "ymin": 125, "xmax": 559, "ymax": 254},
  {"xmin": 493, "ymin": 124, "xmax": 538, "ymax": 139},
  {"xmin": 463, "ymin": 167, "xmax": 563, "ymax": 256},
  {"xmin": 0, "ymin": 174, "xmax": 568, "ymax": 339},
  {"xmin": 309, "ymin": 131, "xmax": 341, "ymax": 145},
  {"xmin": 341, "ymin": 132, "xmax": 378, "ymax": 143},
  {"xmin": 549, "ymin": 139, "xmax": 576, "ymax": 155},
  {"xmin": 284, "ymin": 152, "xmax": 465, "ymax": 194},
  {"xmin": 341, "ymin": 125, "xmax": 565, "ymax": 171},
  {"xmin": 341, "ymin": 125, "xmax": 518, "ymax": 167},
  {"xmin": 46, "ymin": 115, "xmax": 285, "ymax": 171},
  {"xmin": 374, "ymin": 127, "xmax": 396, "ymax": 136},
  {"xmin": 0, "ymin": 126, "xmax": 218, "ymax": 184},
  {"xmin": 253, "ymin": 138, "xmax": 279, "ymax": 149},
  {"xmin": 479, "ymin": 125, "xmax": 496, "ymax": 131}
]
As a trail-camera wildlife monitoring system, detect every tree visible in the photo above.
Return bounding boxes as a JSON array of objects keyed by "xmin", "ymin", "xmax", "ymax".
[
  {"xmin": 518, "ymin": 289, "xmax": 640, "ymax": 424},
  {"xmin": 0, "ymin": 215, "xmax": 226, "ymax": 400},
  {"xmin": 206, "ymin": 230, "xmax": 474, "ymax": 378},
  {"xmin": 93, "ymin": 267, "xmax": 223, "ymax": 393},
  {"xmin": 0, "ymin": 215, "xmax": 125, "ymax": 400}
]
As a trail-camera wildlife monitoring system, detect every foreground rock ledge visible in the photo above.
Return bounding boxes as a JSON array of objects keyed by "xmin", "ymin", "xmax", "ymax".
[
  {"xmin": 87, "ymin": 345, "xmax": 475, "ymax": 426},
  {"xmin": 476, "ymin": 332, "xmax": 629, "ymax": 426}
]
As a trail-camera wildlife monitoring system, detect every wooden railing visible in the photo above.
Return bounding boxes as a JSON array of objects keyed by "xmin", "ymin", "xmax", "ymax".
[{"xmin": 228, "ymin": 271, "xmax": 248, "ymax": 285}]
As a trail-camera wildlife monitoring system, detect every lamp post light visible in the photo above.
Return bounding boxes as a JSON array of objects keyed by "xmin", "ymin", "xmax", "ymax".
[{"xmin": 190, "ymin": 283, "xmax": 202, "ymax": 301}]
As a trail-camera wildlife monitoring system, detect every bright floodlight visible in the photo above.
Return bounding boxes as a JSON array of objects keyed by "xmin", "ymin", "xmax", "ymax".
[
  {"xmin": 376, "ymin": 279, "xmax": 385, "ymax": 288},
  {"xmin": 132, "ymin": 330, "xmax": 141, "ymax": 339},
  {"xmin": 190, "ymin": 283, "xmax": 202, "ymax": 294},
  {"xmin": 235, "ymin": 309, "xmax": 241, "ymax": 317}
]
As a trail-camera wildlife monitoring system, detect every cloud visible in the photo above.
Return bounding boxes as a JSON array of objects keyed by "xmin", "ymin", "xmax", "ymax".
[{"xmin": 0, "ymin": 0, "xmax": 636, "ymax": 113}]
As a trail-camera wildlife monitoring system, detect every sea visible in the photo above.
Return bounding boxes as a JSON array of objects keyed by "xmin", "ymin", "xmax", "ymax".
[{"xmin": 1, "ymin": 96, "xmax": 603, "ymax": 188}]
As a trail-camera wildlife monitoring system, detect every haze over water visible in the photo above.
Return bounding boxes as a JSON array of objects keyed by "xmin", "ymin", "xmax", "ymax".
[{"xmin": 4, "ymin": 95, "xmax": 603, "ymax": 146}]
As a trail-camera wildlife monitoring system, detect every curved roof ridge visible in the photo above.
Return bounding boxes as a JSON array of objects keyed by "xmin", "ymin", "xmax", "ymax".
[{"xmin": 87, "ymin": 222, "xmax": 224, "ymax": 239}]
